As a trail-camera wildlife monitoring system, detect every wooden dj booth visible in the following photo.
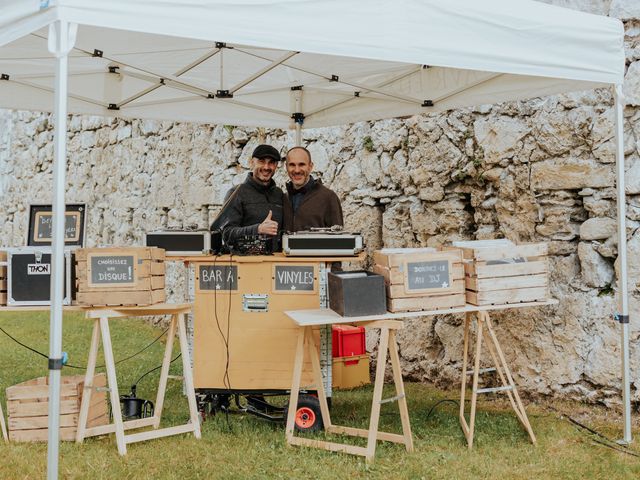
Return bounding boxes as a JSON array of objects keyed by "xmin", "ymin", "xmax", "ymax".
[{"xmin": 181, "ymin": 253, "xmax": 363, "ymax": 396}]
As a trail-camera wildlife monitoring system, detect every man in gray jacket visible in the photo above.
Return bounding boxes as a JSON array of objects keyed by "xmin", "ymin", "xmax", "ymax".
[{"xmin": 212, "ymin": 144, "xmax": 284, "ymax": 250}]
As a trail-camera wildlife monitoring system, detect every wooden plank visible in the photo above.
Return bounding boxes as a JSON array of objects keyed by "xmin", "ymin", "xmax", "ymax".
[
  {"xmin": 7, "ymin": 383, "xmax": 79, "ymax": 401},
  {"xmin": 466, "ymin": 274, "xmax": 548, "ymax": 292},
  {"xmin": 0, "ymin": 292, "xmax": 6, "ymax": 305},
  {"xmin": 76, "ymin": 259, "xmax": 165, "ymax": 278},
  {"xmin": 75, "ymin": 247, "xmax": 165, "ymax": 262},
  {"xmin": 461, "ymin": 243, "xmax": 547, "ymax": 262},
  {"xmin": 466, "ymin": 287, "xmax": 549, "ymax": 306},
  {"xmin": 9, "ymin": 426, "xmax": 77, "ymax": 442},
  {"xmin": 387, "ymin": 293, "xmax": 466, "ymax": 313},
  {"xmin": 387, "ymin": 278, "xmax": 465, "ymax": 298},
  {"xmin": 0, "ymin": 279, "xmax": 6, "ymax": 290},
  {"xmin": 373, "ymin": 249, "xmax": 462, "ymax": 268},
  {"xmin": 124, "ymin": 423, "xmax": 196, "ymax": 444},
  {"xmin": 10, "ymin": 414, "xmax": 78, "ymax": 430},
  {"xmin": 373, "ymin": 249, "xmax": 463, "ymax": 269},
  {"xmin": 8, "ymin": 399, "xmax": 78, "ymax": 418},
  {"xmin": 76, "ymin": 288, "xmax": 166, "ymax": 307},
  {"xmin": 374, "ymin": 263, "xmax": 464, "ymax": 285},
  {"xmin": 76, "ymin": 274, "xmax": 165, "ymax": 292},
  {"xmin": 465, "ymin": 259, "xmax": 548, "ymax": 279},
  {"xmin": 288, "ymin": 435, "xmax": 370, "ymax": 457}
]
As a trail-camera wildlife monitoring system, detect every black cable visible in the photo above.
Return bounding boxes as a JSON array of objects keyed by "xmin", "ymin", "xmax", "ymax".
[
  {"xmin": 424, "ymin": 398, "xmax": 460, "ymax": 421},
  {"xmin": 547, "ymin": 405, "xmax": 640, "ymax": 458},
  {"xmin": 212, "ymin": 254, "xmax": 232, "ymax": 430},
  {"xmin": 0, "ymin": 324, "xmax": 169, "ymax": 371},
  {"xmin": 131, "ymin": 353, "xmax": 181, "ymax": 388}
]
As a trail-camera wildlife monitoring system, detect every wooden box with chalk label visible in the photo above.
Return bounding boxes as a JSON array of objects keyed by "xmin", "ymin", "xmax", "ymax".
[
  {"xmin": 454, "ymin": 240, "xmax": 549, "ymax": 306},
  {"xmin": 75, "ymin": 247, "xmax": 166, "ymax": 306},
  {"xmin": 373, "ymin": 248, "xmax": 465, "ymax": 312}
]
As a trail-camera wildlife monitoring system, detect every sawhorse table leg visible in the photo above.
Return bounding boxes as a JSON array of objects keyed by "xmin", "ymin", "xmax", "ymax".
[
  {"xmin": 76, "ymin": 312, "xmax": 201, "ymax": 454},
  {"xmin": 0, "ymin": 388, "xmax": 7, "ymax": 442},
  {"xmin": 286, "ymin": 321, "xmax": 413, "ymax": 463},
  {"xmin": 459, "ymin": 311, "xmax": 536, "ymax": 449}
]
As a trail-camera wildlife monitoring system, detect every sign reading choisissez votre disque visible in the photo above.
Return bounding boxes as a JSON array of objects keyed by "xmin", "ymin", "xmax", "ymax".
[{"xmin": 89, "ymin": 255, "xmax": 136, "ymax": 287}]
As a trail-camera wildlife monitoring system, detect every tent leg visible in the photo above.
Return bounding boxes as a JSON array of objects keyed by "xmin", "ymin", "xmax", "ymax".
[
  {"xmin": 46, "ymin": 19, "xmax": 76, "ymax": 480},
  {"xmin": 614, "ymin": 84, "xmax": 632, "ymax": 445}
]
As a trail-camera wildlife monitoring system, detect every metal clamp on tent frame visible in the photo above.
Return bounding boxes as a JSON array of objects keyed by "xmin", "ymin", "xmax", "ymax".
[
  {"xmin": 48, "ymin": 357, "xmax": 64, "ymax": 370},
  {"xmin": 291, "ymin": 112, "xmax": 305, "ymax": 125},
  {"xmin": 614, "ymin": 313, "xmax": 629, "ymax": 324}
]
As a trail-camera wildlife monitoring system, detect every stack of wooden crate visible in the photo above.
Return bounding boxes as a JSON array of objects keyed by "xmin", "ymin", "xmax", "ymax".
[
  {"xmin": 75, "ymin": 246, "xmax": 166, "ymax": 306},
  {"xmin": 6, "ymin": 374, "xmax": 108, "ymax": 442},
  {"xmin": 373, "ymin": 248, "xmax": 466, "ymax": 312},
  {"xmin": 332, "ymin": 325, "xmax": 370, "ymax": 389},
  {"xmin": 0, "ymin": 251, "xmax": 6, "ymax": 306},
  {"xmin": 457, "ymin": 241, "xmax": 549, "ymax": 305}
]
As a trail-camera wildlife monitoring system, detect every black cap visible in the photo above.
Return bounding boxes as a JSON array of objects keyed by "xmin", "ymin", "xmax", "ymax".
[{"xmin": 252, "ymin": 144, "xmax": 281, "ymax": 162}]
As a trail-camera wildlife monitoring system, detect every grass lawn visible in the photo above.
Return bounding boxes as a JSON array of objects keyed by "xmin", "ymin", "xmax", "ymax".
[{"xmin": 0, "ymin": 311, "xmax": 638, "ymax": 479}]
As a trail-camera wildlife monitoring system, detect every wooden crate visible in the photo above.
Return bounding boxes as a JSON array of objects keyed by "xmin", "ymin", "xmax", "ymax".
[
  {"xmin": 7, "ymin": 374, "xmax": 108, "ymax": 442},
  {"xmin": 461, "ymin": 242, "xmax": 549, "ymax": 306},
  {"xmin": 75, "ymin": 247, "xmax": 166, "ymax": 306},
  {"xmin": 0, "ymin": 250, "xmax": 6, "ymax": 306},
  {"xmin": 373, "ymin": 249, "xmax": 466, "ymax": 312}
]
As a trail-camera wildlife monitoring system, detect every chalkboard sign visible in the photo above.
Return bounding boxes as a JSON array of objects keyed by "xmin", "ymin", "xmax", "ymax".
[
  {"xmin": 404, "ymin": 259, "xmax": 452, "ymax": 292},
  {"xmin": 28, "ymin": 204, "xmax": 86, "ymax": 247},
  {"xmin": 273, "ymin": 265, "xmax": 315, "ymax": 292},
  {"xmin": 199, "ymin": 265, "xmax": 238, "ymax": 291},
  {"xmin": 89, "ymin": 254, "xmax": 136, "ymax": 287}
]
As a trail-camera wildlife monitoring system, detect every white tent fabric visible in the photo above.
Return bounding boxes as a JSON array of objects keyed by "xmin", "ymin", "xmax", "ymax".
[
  {"xmin": 0, "ymin": 0, "xmax": 625, "ymax": 128},
  {"xmin": 0, "ymin": 1, "xmax": 629, "ymax": 478}
]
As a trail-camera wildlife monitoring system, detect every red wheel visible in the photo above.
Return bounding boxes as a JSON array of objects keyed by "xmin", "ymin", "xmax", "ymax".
[
  {"xmin": 285, "ymin": 394, "xmax": 323, "ymax": 432},
  {"xmin": 295, "ymin": 407, "xmax": 316, "ymax": 429}
]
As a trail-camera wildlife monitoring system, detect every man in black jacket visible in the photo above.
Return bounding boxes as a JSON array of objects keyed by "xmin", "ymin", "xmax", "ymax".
[{"xmin": 213, "ymin": 144, "xmax": 284, "ymax": 250}]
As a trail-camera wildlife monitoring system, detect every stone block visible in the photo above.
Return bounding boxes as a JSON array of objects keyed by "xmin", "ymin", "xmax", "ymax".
[
  {"xmin": 580, "ymin": 217, "xmax": 617, "ymax": 240},
  {"xmin": 531, "ymin": 159, "xmax": 615, "ymax": 190},
  {"xmin": 578, "ymin": 242, "xmax": 614, "ymax": 288}
]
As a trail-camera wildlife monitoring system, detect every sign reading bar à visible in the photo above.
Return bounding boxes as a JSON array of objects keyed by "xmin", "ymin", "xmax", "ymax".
[
  {"xmin": 404, "ymin": 259, "xmax": 452, "ymax": 292},
  {"xmin": 199, "ymin": 265, "xmax": 238, "ymax": 291},
  {"xmin": 273, "ymin": 265, "xmax": 315, "ymax": 292},
  {"xmin": 89, "ymin": 255, "xmax": 137, "ymax": 287}
]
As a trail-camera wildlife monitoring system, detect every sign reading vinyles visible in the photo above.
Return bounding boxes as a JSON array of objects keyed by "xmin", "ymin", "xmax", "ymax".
[
  {"xmin": 199, "ymin": 265, "xmax": 238, "ymax": 291},
  {"xmin": 89, "ymin": 255, "xmax": 136, "ymax": 286},
  {"xmin": 404, "ymin": 259, "xmax": 452, "ymax": 292},
  {"xmin": 273, "ymin": 265, "xmax": 315, "ymax": 292},
  {"xmin": 27, "ymin": 204, "xmax": 86, "ymax": 247}
]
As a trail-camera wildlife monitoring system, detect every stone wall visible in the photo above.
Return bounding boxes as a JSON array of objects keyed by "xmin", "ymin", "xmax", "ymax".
[{"xmin": 1, "ymin": 1, "xmax": 639, "ymax": 406}]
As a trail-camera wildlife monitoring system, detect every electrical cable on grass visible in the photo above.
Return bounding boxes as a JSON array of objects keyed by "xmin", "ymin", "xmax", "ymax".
[
  {"xmin": 424, "ymin": 398, "xmax": 460, "ymax": 421},
  {"xmin": 212, "ymin": 253, "xmax": 233, "ymax": 431},
  {"xmin": 546, "ymin": 405, "xmax": 640, "ymax": 458},
  {"xmin": 0, "ymin": 324, "xmax": 169, "ymax": 370},
  {"xmin": 131, "ymin": 353, "xmax": 181, "ymax": 388}
]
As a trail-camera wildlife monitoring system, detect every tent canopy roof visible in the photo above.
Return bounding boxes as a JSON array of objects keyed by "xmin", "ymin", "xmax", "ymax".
[{"xmin": 0, "ymin": 0, "xmax": 625, "ymax": 129}]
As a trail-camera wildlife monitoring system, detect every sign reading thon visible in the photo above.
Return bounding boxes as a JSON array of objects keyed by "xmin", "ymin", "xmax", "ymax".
[
  {"xmin": 91, "ymin": 255, "xmax": 135, "ymax": 285},
  {"xmin": 199, "ymin": 265, "xmax": 238, "ymax": 290},
  {"xmin": 406, "ymin": 259, "xmax": 450, "ymax": 291},
  {"xmin": 27, "ymin": 263, "xmax": 51, "ymax": 275},
  {"xmin": 274, "ymin": 265, "xmax": 314, "ymax": 291}
]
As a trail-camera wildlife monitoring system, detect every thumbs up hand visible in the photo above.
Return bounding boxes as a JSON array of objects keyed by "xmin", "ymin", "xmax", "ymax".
[{"xmin": 258, "ymin": 210, "xmax": 278, "ymax": 236}]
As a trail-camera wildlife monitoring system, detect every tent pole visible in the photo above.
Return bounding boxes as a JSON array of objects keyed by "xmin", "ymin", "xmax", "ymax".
[
  {"xmin": 614, "ymin": 84, "xmax": 632, "ymax": 445},
  {"xmin": 46, "ymin": 19, "xmax": 75, "ymax": 480}
]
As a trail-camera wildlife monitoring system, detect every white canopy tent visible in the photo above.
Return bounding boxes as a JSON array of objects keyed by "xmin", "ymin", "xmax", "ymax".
[{"xmin": 0, "ymin": 0, "xmax": 628, "ymax": 478}]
